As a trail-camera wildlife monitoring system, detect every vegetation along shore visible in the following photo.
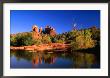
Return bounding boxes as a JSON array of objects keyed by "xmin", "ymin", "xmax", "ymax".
[{"xmin": 10, "ymin": 25, "xmax": 100, "ymax": 52}]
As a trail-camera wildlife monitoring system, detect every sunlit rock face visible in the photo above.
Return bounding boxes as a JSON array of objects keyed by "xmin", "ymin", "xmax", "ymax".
[
  {"xmin": 10, "ymin": 25, "xmax": 57, "ymax": 41},
  {"xmin": 39, "ymin": 27, "xmax": 42, "ymax": 34},
  {"xmin": 32, "ymin": 25, "xmax": 57, "ymax": 40},
  {"xmin": 45, "ymin": 25, "xmax": 56, "ymax": 36},
  {"xmin": 32, "ymin": 25, "xmax": 42, "ymax": 40},
  {"xmin": 50, "ymin": 29, "xmax": 56, "ymax": 36}
]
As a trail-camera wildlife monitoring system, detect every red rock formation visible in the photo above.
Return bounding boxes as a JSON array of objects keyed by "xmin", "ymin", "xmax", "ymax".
[
  {"xmin": 32, "ymin": 25, "xmax": 39, "ymax": 33},
  {"xmin": 39, "ymin": 27, "xmax": 42, "ymax": 34},
  {"xmin": 50, "ymin": 28, "xmax": 56, "ymax": 36},
  {"xmin": 10, "ymin": 43, "xmax": 70, "ymax": 51},
  {"xmin": 45, "ymin": 25, "xmax": 56, "ymax": 36},
  {"xmin": 10, "ymin": 25, "xmax": 57, "ymax": 40},
  {"xmin": 32, "ymin": 25, "xmax": 42, "ymax": 39}
]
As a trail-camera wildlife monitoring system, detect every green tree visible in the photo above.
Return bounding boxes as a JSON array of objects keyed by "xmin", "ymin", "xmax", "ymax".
[
  {"xmin": 10, "ymin": 35, "xmax": 16, "ymax": 46},
  {"xmin": 71, "ymin": 29, "xmax": 96, "ymax": 50},
  {"xmin": 84, "ymin": 29, "xmax": 96, "ymax": 49},
  {"xmin": 32, "ymin": 39, "xmax": 42, "ymax": 46},
  {"xmin": 11, "ymin": 32, "xmax": 37, "ymax": 46},
  {"xmin": 41, "ymin": 34, "xmax": 51, "ymax": 44},
  {"xmin": 56, "ymin": 39, "xmax": 65, "ymax": 43}
]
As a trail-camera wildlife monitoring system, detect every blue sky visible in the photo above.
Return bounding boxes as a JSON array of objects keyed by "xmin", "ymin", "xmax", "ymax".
[{"xmin": 10, "ymin": 10, "xmax": 100, "ymax": 34}]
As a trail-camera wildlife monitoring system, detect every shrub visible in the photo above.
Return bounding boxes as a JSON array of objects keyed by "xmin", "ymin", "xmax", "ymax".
[
  {"xmin": 32, "ymin": 39, "xmax": 42, "ymax": 45},
  {"xmin": 11, "ymin": 32, "xmax": 35, "ymax": 46},
  {"xmin": 41, "ymin": 34, "xmax": 52, "ymax": 44},
  {"xmin": 56, "ymin": 39, "xmax": 65, "ymax": 43},
  {"xmin": 71, "ymin": 29, "xmax": 96, "ymax": 50}
]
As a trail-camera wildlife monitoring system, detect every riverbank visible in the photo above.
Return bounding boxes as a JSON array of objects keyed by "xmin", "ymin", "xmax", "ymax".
[{"xmin": 10, "ymin": 43, "xmax": 70, "ymax": 52}]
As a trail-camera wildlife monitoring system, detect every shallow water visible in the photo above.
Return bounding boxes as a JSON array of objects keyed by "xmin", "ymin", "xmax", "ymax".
[{"xmin": 10, "ymin": 50, "xmax": 100, "ymax": 68}]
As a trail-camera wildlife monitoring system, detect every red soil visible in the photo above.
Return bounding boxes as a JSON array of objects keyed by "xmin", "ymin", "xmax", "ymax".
[{"xmin": 10, "ymin": 43, "xmax": 70, "ymax": 52}]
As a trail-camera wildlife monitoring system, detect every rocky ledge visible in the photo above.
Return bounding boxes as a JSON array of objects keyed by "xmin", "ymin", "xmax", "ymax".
[{"xmin": 10, "ymin": 43, "xmax": 70, "ymax": 52}]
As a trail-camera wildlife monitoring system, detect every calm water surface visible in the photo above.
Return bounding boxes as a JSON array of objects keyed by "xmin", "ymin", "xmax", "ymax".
[{"xmin": 10, "ymin": 50, "xmax": 100, "ymax": 68}]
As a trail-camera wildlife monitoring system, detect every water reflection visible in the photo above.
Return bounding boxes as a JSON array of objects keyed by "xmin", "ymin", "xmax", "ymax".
[
  {"xmin": 32, "ymin": 53, "xmax": 57, "ymax": 65},
  {"xmin": 72, "ymin": 52, "xmax": 98, "ymax": 68},
  {"xmin": 10, "ymin": 50, "xmax": 100, "ymax": 68}
]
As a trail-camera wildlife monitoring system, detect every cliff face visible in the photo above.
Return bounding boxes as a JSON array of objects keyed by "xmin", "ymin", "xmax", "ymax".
[
  {"xmin": 32, "ymin": 25, "xmax": 42, "ymax": 40},
  {"xmin": 45, "ymin": 26, "xmax": 56, "ymax": 36},
  {"xmin": 10, "ymin": 25, "xmax": 57, "ymax": 40},
  {"xmin": 32, "ymin": 25, "xmax": 57, "ymax": 40}
]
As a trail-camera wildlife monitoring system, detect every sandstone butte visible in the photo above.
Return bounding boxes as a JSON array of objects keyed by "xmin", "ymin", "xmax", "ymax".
[{"xmin": 11, "ymin": 25, "xmax": 70, "ymax": 52}]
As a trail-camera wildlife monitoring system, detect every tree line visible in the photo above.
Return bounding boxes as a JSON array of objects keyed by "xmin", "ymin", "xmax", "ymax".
[{"xmin": 10, "ymin": 26, "xmax": 100, "ymax": 50}]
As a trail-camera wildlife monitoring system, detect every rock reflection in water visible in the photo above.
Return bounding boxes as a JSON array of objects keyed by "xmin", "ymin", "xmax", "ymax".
[
  {"xmin": 10, "ymin": 50, "xmax": 100, "ymax": 68},
  {"xmin": 32, "ymin": 53, "xmax": 57, "ymax": 67}
]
